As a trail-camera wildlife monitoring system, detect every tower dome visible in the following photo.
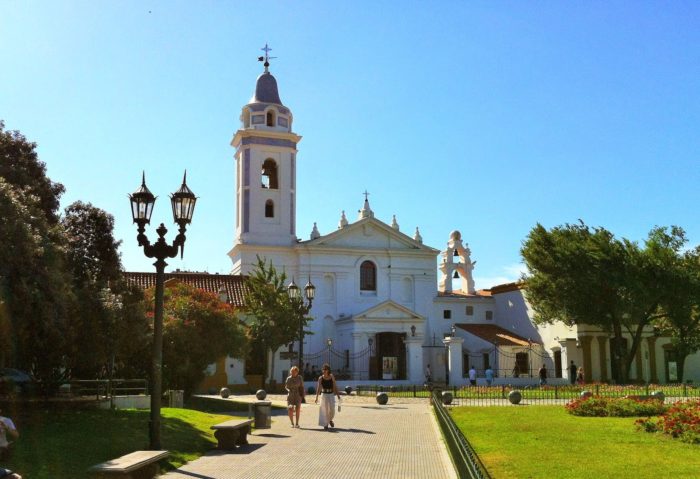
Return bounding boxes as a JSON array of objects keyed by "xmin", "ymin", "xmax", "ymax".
[{"xmin": 250, "ymin": 71, "xmax": 283, "ymax": 105}]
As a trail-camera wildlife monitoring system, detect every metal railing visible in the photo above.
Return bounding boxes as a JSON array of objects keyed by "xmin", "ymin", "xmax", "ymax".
[
  {"xmin": 446, "ymin": 383, "xmax": 700, "ymax": 406},
  {"xmin": 356, "ymin": 384, "xmax": 433, "ymax": 397},
  {"xmin": 432, "ymin": 390, "xmax": 491, "ymax": 479},
  {"xmin": 353, "ymin": 383, "xmax": 700, "ymax": 405},
  {"xmin": 68, "ymin": 379, "xmax": 148, "ymax": 399}
]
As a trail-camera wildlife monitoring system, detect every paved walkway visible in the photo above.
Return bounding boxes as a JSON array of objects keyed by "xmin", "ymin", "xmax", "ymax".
[{"xmin": 161, "ymin": 395, "xmax": 457, "ymax": 479}]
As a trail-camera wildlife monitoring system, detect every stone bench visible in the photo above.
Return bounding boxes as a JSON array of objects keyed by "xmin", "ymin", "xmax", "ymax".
[
  {"xmin": 211, "ymin": 418, "xmax": 254, "ymax": 449},
  {"xmin": 89, "ymin": 450, "xmax": 169, "ymax": 479}
]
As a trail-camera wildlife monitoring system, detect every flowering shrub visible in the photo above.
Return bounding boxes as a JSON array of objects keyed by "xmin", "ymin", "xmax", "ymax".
[
  {"xmin": 636, "ymin": 400, "xmax": 700, "ymax": 444},
  {"xmin": 566, "ymin": 395, "xmax": 666, "ymax": 417}
]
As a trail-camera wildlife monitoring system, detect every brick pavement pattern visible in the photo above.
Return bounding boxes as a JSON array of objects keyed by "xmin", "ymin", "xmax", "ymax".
[{"xmin": 161, "ymin": 396, "xmax": 457, "ymax": 479}]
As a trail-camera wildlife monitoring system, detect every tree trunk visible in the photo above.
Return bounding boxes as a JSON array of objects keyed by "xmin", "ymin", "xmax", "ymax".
[
  {"xmin": 269, "ymin": 348, "xmax": 275, "ymax": 389},
  {"xmin": 623, "ymin": 322, "xmax": 647, "ymax": 383},
  {"xmin": 612, "ymin": 323, "xmax": 628, "ymax": 383},
  {"xmin": 676, "ymin": 351, "xmax": 689, "ymax": 383}
]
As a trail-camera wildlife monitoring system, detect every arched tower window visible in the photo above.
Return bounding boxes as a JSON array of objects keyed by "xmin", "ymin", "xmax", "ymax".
[
  {"xmin": 266, "ymin": 110, "xmax": 275, "ymax": 127},
  {"xmin": 360, "ymin": 261, "xmax": 377, "ymax": 291},
  {"xmin": 261, "ymin": 159, "xmax": 278, "ymax": 189},
  {"xmin": 265, "ymin": 200, "xmax": 274, "ymax": 218}
]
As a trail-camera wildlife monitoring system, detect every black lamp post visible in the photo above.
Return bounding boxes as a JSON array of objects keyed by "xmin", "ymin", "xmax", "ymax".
[
  {"xmin": 129, "ymin": 171, "xmax": 197, "ymax": 450},
  {"xmin": 287, "ymin": 276, "xmax": 315, "ymax": 371},
  {"xmin": 326, "ymin": 337, "xmax": 333, "ymax": 366}
]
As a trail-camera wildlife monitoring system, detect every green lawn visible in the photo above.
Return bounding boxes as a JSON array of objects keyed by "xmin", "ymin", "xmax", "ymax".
[
  {"xmin": 3, "ymin": 407, "xmax": 237, "ymax": 478},
  {"xmin": 451, "ymin": 406, "xmax": 700, "ymax": 479}
]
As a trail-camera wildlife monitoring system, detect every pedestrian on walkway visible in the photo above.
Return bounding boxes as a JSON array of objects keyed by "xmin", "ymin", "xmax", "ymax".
[
  {"xmin": 314, "ymin": 363, "xmax": 340, "ymax": 430},
  {"xmin": 285, "ymin": 366, "xmax": 304, "ymax": 428},
  {"xmin": 425, "ymin": 364, "xmax": 432, "ymax": 383}
]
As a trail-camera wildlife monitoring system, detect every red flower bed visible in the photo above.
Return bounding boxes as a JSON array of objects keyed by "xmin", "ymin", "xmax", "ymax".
[
  {"xmin": 636, "ymin": 400, "xmax": 700, "ymax": 444},
  {"xmin": 566, "ymin": 395, "xmax": 666, "ymax": 417}
]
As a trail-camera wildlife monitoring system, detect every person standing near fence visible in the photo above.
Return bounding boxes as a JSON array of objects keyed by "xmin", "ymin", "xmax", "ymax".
[
  {"xmin": 468, "ymin": 366, "xmax": 477, "ymax": 386},
  {"xmin": 485, "ymin": 365, "xmax": 494, "ymax": 386},
  {"xmin": 538, "ymin": 364, "xmax": 548, "ymax": 385},
  {"xmin": 285, "ymin": 366, "xmax": 304, "ymax": 428},
  {"xmin": 569, "ymin": 360, "xmax": 577, "ymax": 385},
  {"xmin": 425, "ymin": 364, "xmax": 432, "ymax": 383},
  {"xmin": 314, "ymin": 363, "xmax": 340, "ymax": 430},
  {"xmin": 576, "ymin": 367, "xmax": 585, "ymax": 385}
]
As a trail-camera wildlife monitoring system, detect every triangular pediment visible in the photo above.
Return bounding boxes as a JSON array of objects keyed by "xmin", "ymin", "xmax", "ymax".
[
  {"xmin": 354, "ymin": 300, "xmax": 424, "ymax": 321},
  {"xmin": 298, "ymin": 217, "xmax": 438, "ymax": 253}
]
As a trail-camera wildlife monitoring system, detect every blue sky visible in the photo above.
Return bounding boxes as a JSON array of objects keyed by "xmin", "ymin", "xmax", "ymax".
[{"xmin": 2, "ymin": 2, "xmax": 698, "ymax": 288}]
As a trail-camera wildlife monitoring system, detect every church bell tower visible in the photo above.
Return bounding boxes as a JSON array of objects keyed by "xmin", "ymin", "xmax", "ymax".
[{"xmin": 229, "ymin": 46, "xmax": 302, "ymax": 273}]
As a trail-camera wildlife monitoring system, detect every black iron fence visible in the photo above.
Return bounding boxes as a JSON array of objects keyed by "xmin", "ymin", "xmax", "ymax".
[
  {"xmin": 432, "ymin": 390, "xmax": 491, "ymax": 479},
  {"xmin": 443, "ymin": 383, "xmax": 699, "ymax": 406},
  {"xmin": 301, "ymin": 345, "xmax": 372, "ymax": 381},
  {"xmin": 65, "ymin": 379, "xmax": 148, "ymax": 399},
  {"xmin": 355, "ymin": 383, "xmax": 700, "ymax": 405}
]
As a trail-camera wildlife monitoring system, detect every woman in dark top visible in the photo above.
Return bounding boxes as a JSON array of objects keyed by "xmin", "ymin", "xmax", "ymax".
[
  {"xmin": 285, "ymin": 366, "xmax": 304, "ymax": 427},
  {"xmin": 314, "ymin": 363, "xmax": 340, "ymax": 430}
]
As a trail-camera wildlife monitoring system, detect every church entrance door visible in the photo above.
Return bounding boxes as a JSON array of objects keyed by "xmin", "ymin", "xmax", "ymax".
[{"xmin": 370, "ymin": 332, "xmax": 407, "ymax": 380}]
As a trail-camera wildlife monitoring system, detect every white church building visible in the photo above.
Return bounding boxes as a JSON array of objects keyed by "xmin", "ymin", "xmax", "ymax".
[{"xmin": 133, "ymin": 54, "xmax": 698, "ymax": 391}]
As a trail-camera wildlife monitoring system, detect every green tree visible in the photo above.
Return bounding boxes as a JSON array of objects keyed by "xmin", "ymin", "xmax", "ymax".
[
  {"xmin": 521, "ymin": 222, "xmax": 692, "ymax": 383},
  {"xmin": 0, "ymin": 178, "xmax": 72, "ymax": 382},
  {"xmin": 0, "ymin": 121, "xmax": 65, "ymax": 224},
  {"xmin": 0, "ymin": 122, "xmax": 72, "ymax": 383},
  {"xmin": 146, "ymin": 283, "xmax": 246, "ymax": 394},
  {"xmin": 242, "ymin": 257, "xmax": 311, "ymax": 387},
  {"xmin": 654, "ymin": 235, "xmax": 700, "ymax": 382},
  {"xmin": 62, "ymin": 201, "xmax": 125, "ymax": 378}
]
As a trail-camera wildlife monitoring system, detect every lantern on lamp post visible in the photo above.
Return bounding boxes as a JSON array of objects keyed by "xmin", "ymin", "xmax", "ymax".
[{"xmin": 287, "ymin": 276, "xmax": 315, "ymax": 370}]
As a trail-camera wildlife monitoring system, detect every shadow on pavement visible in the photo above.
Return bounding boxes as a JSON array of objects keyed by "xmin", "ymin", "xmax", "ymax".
[
  {"xmin": 256, "ymin": 433, "xmax": 291, "ymax": 438},
  {"xmin": 166, "ymin": 471, "xmax": 215, "ymax": 479},
  {"xmin": 207, "ymin": 443, "xmax": 265, "ymax": 455},
  {"xmin": 359, "ymin": 405, "xmax": 408, "ymax": 410},
  {"xmin": 306, "ymin": 427, "xmax": 375, "ymax": 434}
]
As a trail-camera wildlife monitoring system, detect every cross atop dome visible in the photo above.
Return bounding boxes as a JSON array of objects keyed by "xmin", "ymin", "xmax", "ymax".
[{"xmin": 257, "ymin": 43, "xmax": 277, "ymax": 73}]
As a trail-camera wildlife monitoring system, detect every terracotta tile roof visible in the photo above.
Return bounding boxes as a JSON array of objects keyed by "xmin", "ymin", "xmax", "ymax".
[
  {"xmin": 123, "ymin": 271, "xmax": 248, "ymax": 307},
  {"xmin": 488, "ymin": 281, "xmax": 526, "ymax": 295},
  {"xmin": 455, "ymin": 323, "xmax": 538, "ymax": 347},
  {"xmin": 437, "ymin": 291, "xmax": 490, "ymax": 298}
]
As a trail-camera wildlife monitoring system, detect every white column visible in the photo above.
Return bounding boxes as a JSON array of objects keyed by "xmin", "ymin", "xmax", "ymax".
[
  {"xmin": 443, "ymin": 337, "xmax": 465, "ymax": 385},
  {"xmin": 404, "ymin": 338, "xmax": 423, "ymax": 383}
]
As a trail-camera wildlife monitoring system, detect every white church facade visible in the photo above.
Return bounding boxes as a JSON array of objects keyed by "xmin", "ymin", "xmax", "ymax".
[{"xmin": 155, "ymin": 55, "xmax": 700, "ymax": 391}]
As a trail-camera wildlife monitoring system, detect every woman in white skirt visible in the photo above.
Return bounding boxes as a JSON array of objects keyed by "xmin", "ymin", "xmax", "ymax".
[{"xmin": 314, "ymin": 363, "xmax": 340, "ymax": 430}]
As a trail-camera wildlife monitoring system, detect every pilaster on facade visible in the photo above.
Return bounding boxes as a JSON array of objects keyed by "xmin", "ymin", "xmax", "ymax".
[
  {"xmin": 404, "ymin": 337, "xmax": 424, "ymax": 383},
  {"xmin": 646, "ymin": 336, "xmax": 658, "ymax": 383},
  {"xmin": 443, "ymin": 336, "xmax": 465, "ymax": 385},
  {"xmin": 596, "ymin": 336, "xmax": 609, "ymax": 382},
  {"xmin": 635, "ymin": 343, "xmax": 644, "ymax": 382},
  {"xmin": 580, "ymin": 336, "xmax": 594, "ymax": 383}
]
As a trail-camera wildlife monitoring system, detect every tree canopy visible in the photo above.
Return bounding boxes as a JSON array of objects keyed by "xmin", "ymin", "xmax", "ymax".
[
  {"xmin": 147, "ymin": 283, "xmax": 246, "ymax": 394},
  {"xmin": 0, "ymin": 121, "xmax": 65, "ymax": 224},
  {"xmin": 521, "ymin": 222, "xmax": 699, "ymax": 382},
  {"xmin": 242, "ymin": 256, "xmax": 312, "ymax": 385}
]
